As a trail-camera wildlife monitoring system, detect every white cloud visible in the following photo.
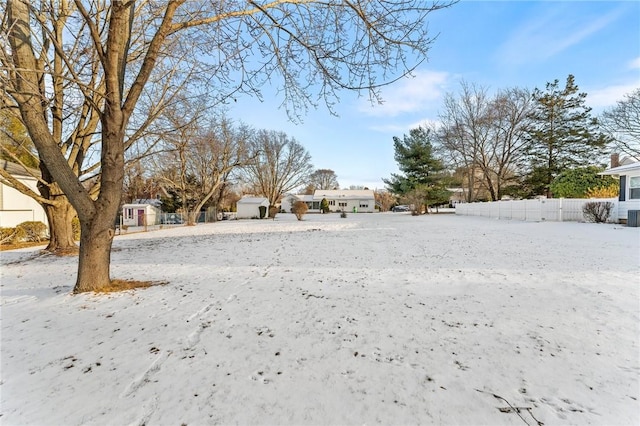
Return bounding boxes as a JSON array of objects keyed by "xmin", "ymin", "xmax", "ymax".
[
  {"xmin": 629, "ymin": 57, "xmax": 640, "ymax": 69},
  {"xmin": 408, "ymin": 118, "xmax": 442, "ymax": 131},
  {"xmin": 357, "ymin": 70, "xmax": 450, "ymax": 117},
  {"xmin": 497, "ymin": 6, "xmax": 623, "ymax": 66},
  {"xmin": 586, "ymin": 83, "xmax": 640, "ymax": 109}
]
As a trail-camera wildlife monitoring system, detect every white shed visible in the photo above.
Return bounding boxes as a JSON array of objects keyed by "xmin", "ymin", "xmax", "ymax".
[
  {"xmin": 122, "ymin": 202, "xmax": 161, "ymax": 227},
  {"xmin": 237, "ymin": 197, "xmax": 270, "ymax": 219},
  {"xmin": 600, "ymin": 161, "xmax": 640, "ymax": 223}
]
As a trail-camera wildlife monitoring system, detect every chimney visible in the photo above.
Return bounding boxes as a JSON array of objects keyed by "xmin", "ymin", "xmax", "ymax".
[{"xmin": 611, "ymin": 153, "xmax": 620, "ymax": 168}]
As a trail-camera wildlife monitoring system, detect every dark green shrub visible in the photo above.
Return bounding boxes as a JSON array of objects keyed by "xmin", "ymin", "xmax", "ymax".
[
  {"xmin": 16, "ymin": 221, "xmax": 48, "ymax": 242},
  {"xmin": 340, "ymin": 210, "xmax": 347, "ymax": 218},
  {"xmin": 320, "ymin": 198, "xmax": 330, "ymax": 213}
]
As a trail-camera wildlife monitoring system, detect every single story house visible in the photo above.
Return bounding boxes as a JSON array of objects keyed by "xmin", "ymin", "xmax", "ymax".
[
  {"xmin": 281, "ymin": 190, "xmax": 376, "ymax": 213},
  {"xmin": 236, "ymin": 196, "xmax": 270, "ymax": 219},
  {"xmin": 600, "ymin": 161, "xmax": 640, "ymax": 224},
  {"xmin": 313, "ymin": 189, "xmax": 376, "ymax": 213},
  {"xmin": 121, "ymin": 200, "xmax": 161, "ymax": 227},
  {"xmin": 0, "ymin": 160, "xmax": 48, "ymax": 228}
]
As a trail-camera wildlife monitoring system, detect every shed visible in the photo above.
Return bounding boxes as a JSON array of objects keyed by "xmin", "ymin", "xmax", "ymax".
[
  {"xmin": 600, "ymin": 161, "xmax": 640, "ymax": 223},
  {"xmin": 122, "ymin": 202, "xmax": 161, "ymax": 227},
  {"xmin": 236, "ymin": 197, "xmax": 270, "ymax": 219}
]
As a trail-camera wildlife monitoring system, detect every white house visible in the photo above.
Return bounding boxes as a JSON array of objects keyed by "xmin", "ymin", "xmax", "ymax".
[
  {"xmin": 0, "ymin": 160, "xmax": 48, "ymax": 228},
  {"xmin": 121, "ymin": 200, "xmax": 161, "ymax": 227},
  {"xmin": 281, "ymin": 190, "xmax": 376, "ymax": 213},
  {"xmin": 236, "ymin": 197, "xmax": 270, "ymax": 219},
  {"xmin": 600, "ymin": 161, "xmax": 640, "ymax": 224},
  {"xmin": 313, "ymin": 189, "xmax": 376, "ymax": 213},
  {"xmin": 280, "ymin": 194, "xmax": 313, "ymax": 213}
]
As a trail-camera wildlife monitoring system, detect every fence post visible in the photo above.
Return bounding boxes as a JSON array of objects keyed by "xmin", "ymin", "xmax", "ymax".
[{"xmin": 558, "ymin": 198, "xmax": 563, "ymax": 222}]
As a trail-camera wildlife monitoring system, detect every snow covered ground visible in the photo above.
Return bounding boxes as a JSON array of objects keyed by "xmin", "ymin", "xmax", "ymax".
[{"xmin": 1, "ymin": 213, "xmax": 638, "ymax": 426}]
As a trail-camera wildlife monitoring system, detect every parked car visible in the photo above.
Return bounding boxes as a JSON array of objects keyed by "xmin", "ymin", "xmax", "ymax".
[
  {"xmin": 161, "ymin": 214, "xmax": 184, "ymax": 224},
  {"xmin": 392, "ymin": 205, "xmax": 410, "ymax": 212}
]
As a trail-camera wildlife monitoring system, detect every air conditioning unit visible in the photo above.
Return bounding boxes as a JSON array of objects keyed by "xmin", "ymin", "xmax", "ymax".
[{"xmin": 628, "ymin": 210, "xmax": 640, "ymax": 227}]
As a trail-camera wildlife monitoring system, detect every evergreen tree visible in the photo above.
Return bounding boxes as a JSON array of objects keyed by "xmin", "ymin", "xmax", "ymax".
[
  {"xmin": 549, "ymin": 166, "xmax": 617, "ymax": 198},
  {"xmin": 524, "ymin": 75, "xmax": 609, "ymax": 197},
  {"xmin": 384, "ymin": 127, "xmax": 450, "ymax": 212}
]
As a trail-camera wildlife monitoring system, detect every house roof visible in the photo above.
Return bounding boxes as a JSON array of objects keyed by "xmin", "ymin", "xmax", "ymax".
[
  {"xmin": 133, "ymin": 198, "xmax": 162, "ymax": 207},
  {"xmin": 1, "ymin": 160, "xmax": 40, "ymax": 178},
  {"xmin": 600, "ymin": 162, "xmax": 640, "ymax": 175},
  {"xmin": 237, "ymin": 197, "xmax": 269, "ymax": 204},
  {"xmin": 313, "ymin": 189, "xmax": 374, "ymax": 200},
  {"xmin": 122, "ymin": 203, "xmax": 161, "ymax": 211}
]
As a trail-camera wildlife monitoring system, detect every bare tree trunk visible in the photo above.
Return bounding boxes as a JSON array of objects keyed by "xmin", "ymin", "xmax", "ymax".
[
  {"xmin": 187, "ymin": 210, "xmax": 198, "ymax": 226},
  {"xmin": 73, "ymin": 124, "xmax": 124, "ymax": 291},
  {"xmin": 75, "ymin": 217, "xmax": 116, "ymax": 293},
  {"xmin": 37, "ymin": 164, "xmax": 78, "ymax": 253},
  {"xmin": 44, "ymin": 199, "xmax": 77, "ymax": 253}
]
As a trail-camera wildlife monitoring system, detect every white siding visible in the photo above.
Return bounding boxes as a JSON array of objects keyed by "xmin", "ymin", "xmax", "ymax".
[
  {"xmin": 620, "ymin": 168, "xmax": 640, "ymax": 220},
  {"xmin": 0, "ymin": 176, "xmax": 48, "ymax": 228},
  {"xmin": 236, "ymin": 198, "xmax": 270, "ymax": 219}
]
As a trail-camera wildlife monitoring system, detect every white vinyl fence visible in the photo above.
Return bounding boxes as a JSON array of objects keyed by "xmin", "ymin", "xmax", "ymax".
[{"xmin": 455, "ymin": 198, "xmax": 618, "ymax": 222}]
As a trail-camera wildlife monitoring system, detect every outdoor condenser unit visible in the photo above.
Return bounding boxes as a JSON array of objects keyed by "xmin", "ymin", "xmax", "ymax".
[{"xmin": 628, "ymin": 210, "xmax": 640, "ymax": 227}]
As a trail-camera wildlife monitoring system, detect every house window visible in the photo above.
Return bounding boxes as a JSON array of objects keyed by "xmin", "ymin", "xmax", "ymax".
[
  {"xmin": 359, "ymin": 203, "xmax": 368, "ymax": 208},
  {"xmin": 329, "ymin": 200, "xmax": 335, "ymax": 206},
  {"xmin": 125, "ymin": 208, "xmax": 134, "ymax": 220},
  {"xmin": 630, "ymin": 176, "xmax": 640, "ymax": 199},
  {"xmin": 338, "ymin": 202, "xmax": 347, "ymax": 207}
]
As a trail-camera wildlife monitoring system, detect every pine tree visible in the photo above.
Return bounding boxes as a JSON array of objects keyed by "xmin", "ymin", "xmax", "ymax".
[
  {"xmin": 384, "ymin": 127, "xmax": 450, "ymax": 212},
  {"xmin": 525, "ymin": 75, "xmax": 609, "ymax": 197}
]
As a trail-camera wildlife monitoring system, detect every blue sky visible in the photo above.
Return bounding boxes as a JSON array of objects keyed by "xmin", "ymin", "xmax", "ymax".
[{"xmin": 229, "ymin": 1, "xmax": 640, "ymax": 190}]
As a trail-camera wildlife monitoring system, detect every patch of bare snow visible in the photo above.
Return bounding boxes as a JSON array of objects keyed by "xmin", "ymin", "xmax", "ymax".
[{"xmin": 1, "ymin": 213, "xmax": 638, "ymax": 425}]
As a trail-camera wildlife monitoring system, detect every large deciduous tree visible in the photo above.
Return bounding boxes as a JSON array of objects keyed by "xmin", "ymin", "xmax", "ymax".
[
  {"xmin": 307, "ymin": 169, "xmax": 339, "ymax": 191},
  {"xmin": 524, "ymin": 75, "xmax": 609, "ymax": 197},
  {"xmin": 244, "ymin": 130, "xmax": 313, "ymax": 210},
  {"xmin": 436, "ymin": 82, "xmax": 532, "ymax": 202},
  {"xmin": 601, "ymin": 88, "xmax": 640, "ymax": 160},
  {"xmin": 2, "ymin": 0, "xmax": 193, "ymax": 257},
  {"xmin": 155, "ymin": 111, "xmax": 253, "ymax": 225},
  {"xmin": 3, "ymin": 0, "xmax": 455, "ymax": 292}
]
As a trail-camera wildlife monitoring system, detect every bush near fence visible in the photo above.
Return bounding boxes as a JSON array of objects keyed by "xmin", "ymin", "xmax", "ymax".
[{"xmin": 455, "ymin": 198, "xmax": 619, "ymax": 223}]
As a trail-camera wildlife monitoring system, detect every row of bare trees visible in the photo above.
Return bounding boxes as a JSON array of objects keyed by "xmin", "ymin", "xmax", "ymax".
[{"xmin": 432, "ymin": 75, "xmax": 627, "ymax": 202}]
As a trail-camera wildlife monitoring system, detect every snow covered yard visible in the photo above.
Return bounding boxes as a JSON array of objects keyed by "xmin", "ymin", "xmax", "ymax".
[{"xmin": 1, "ymin": 213, "xmax": 638, "ymax": 426}]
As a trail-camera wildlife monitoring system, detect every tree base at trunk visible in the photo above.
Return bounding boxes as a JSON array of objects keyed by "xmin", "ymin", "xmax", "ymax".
[
  {"xmin": 73, "ymin": 279, "xmax": 167, "ymax": 294},
  {"xmin": 45, "ymin": 246, "xmax": 80, "ymax": 256}
]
